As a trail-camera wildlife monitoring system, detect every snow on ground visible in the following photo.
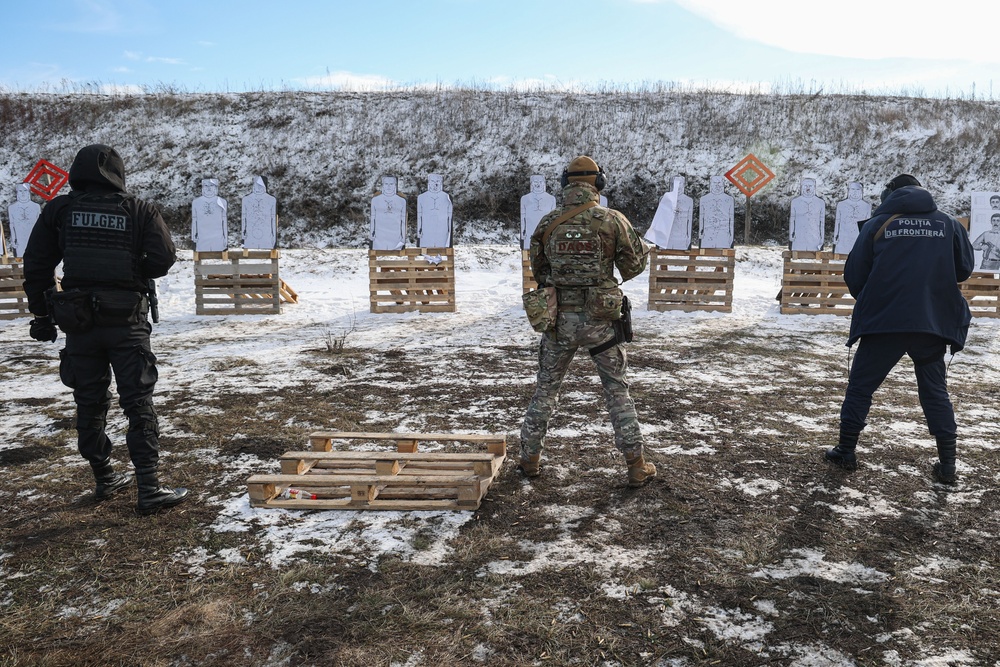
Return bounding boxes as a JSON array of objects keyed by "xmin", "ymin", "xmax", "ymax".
[
  {"xmin": 3, "ymin": 245, "xmax": 999, "ymax": 562},
  {"xmin": 3, "ymin": 244, "xmax": 1000, "ymax": 663}
]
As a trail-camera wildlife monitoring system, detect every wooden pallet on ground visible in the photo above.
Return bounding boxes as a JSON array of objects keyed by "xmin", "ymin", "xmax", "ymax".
[
  {"xmin": 0, "ymin": 259, "xmax": 30, "ymax": 320},
  {"xmin": 962, "ymin": 272, "xmax": 1000, "ymax": 318},
  {"xmin": 369, "ymin": 248, "xmax": 456, "ymax": 313},
  {"xmin": 195, "ymin": 249, "xmax": 292, "ymax": 315},
  {"xmin": 247, "ymin": 431, "xmax": 506, "ymax": 510},
  {"xmin": 648, "ymin": 248, "xmax": 735, "ymax": 312},
  {"xmin": 780, "ymin": 250, "xmax": 854, "ymax": 316},
  {"xmin": 522, "ymin": 249, "xmax": 537, "ymax": 293}
]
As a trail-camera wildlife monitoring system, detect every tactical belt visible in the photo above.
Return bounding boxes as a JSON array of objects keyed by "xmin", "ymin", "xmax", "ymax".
[
  {"xmin": 589, "ymin": 336, "xmax": 617, "ymax": 357},
  {"xmin": 556, "ymin": 287, "xmax": 587, "ymax": 312}
]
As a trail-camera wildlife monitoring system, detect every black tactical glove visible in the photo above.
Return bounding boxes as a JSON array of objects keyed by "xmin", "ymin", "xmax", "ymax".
[{"xmin": 29, "ymin": 316, "xmax": 58, "ymax": 343}]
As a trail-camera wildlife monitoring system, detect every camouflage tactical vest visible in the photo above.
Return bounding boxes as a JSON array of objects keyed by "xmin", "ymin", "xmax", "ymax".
[{"xmin": 545, "ymin": 216, "xmax": 604, "ymax": 288}]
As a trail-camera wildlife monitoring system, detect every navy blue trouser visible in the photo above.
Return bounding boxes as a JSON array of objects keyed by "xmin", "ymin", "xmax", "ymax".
[
  {"xmin": 840, "ymin": 333, "xmax": 956, "ymax": 438},
  {"xmin": 58, "ymin": 319, "xmax": 161, "ymax": 469}
]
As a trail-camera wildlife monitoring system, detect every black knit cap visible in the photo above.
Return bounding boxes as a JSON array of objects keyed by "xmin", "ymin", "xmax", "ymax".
[
  {"xmin": 886, "ymin": 174, "xmax": 921, "ymax": 190},
  {"xmin": 880, "ymin": 173, "xmax": 921, "ymax": 202}
]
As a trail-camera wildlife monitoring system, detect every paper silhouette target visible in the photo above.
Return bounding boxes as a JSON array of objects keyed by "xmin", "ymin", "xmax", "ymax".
[
  {"xmin": 832, "ymin": 182, "xmax": 871, "ymax": 255},
  {"xmin": 241, "ymin": 176, "xmax": 277, "ymax": 249},
  {"xmin": 789, "ymin": 178, "xmax": 826, "ymax": 252},
  {"xmin": 192, "ymin": 178, "xmax": 229, "ymax": 252},
  {"xmin": 970, "ymin": 191, "xmax": 1000, "ymax": 272},
  {"xmin": 520, "ymin": 175, "xmax": 556, "ymax": 250},
  {"xmin": 8, "ymin": 183, "xmax": 41, "ymax": 258},
  {"xmin": 645, "ymin": 176, "xmax": 693, "ymax": 250},
  {"xmin": 370, "ymin": 176, "xmax": 407, "ymax": 251},
  {"xmin": 417, "ymin": 174, "xmax": 453, "ymax": 248},
  {"xmin": 698, "ymin": 175, "xmax": 735, "ymax": 249}
]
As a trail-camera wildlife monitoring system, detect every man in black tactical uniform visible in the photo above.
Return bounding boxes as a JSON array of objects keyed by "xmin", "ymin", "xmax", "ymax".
[{"xmin": 23, "ymin": 144, "xmax": 188, "ymax": 514}]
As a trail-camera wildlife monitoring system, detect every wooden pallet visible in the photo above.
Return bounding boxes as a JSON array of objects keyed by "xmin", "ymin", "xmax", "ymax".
[
  {"xmin": 648, "ymin": 248, "xmax": 735, "ymax": 312},
  {"xmin": 962, "ymin": 272, "xmax": 1000, "ymax": 318},
  {"xmin": 369, "ymin": 248, "xmax": 456, "ymax": 313},
  {"xmin": 522, "ymin": 250, "xmax": 537, "ymax": 293},
  {"xmin": 194, "ymin": 249, "xmax": 295, "ymax": 315},
  {"xmin": 780, "ymin": 250, "xmax": 854, "ymax": 316},
  {"xmin": 0, "ymin": 259, "xmax": 30, "ymax": 320},
  {"xmin": 247, "ymin": 431, "xmax": 506, "ymax": 510}
]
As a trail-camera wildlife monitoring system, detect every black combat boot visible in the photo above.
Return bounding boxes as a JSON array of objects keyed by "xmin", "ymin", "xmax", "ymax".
[
  {"xmin": 932, "ymin": 437, "xmax": 957, "ymax": 485},
  {"xmin": 135, "ymin": 467, "xmax": 189, "ymax": 515},
  {"xmin": 825, "ymin": 430, "xmax": 860, "ymax": 470},
  {"xmin": 92, "ymin": 459, "xmax": 134, "ymax": 501}
]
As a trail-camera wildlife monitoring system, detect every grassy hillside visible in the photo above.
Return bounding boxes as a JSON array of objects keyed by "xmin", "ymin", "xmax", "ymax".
[{"xmin": 2, "ymin": 87, "xmax": 998, "ymax": 246}]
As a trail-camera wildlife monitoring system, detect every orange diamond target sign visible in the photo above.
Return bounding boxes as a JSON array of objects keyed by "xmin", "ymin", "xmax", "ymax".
[
  {"xmin": 725, "ymin": 154, "xmax": 775, "ymax": 197},
  {"xmin": 24, "ymin": 159, "xmax": 70, "ymax": 201}
]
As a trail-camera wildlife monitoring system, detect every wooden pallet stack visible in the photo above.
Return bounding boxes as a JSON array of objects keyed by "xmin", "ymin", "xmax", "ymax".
[
  {"xmin": 648, "ymin": 248, "xmax": 735, "ymax": 313},
  {"xmin": 521, "ymin": 249, "xmax": 537, "ymax": 293},
  {"xmin": 194, "ymin": 249, "xmax": 296, "ymax": 315},
  {"xmin": 246, "ymin": 431, "xmax": 507, "ymax": 510},
  {"xmin": 779, "ymin": 250, "xmax": 854, "ymax": 316},
  {"xmin": 962, "ymin": 273, "xmax": 1000, "ymax": 318},
  {"xmin": 0, "ymin": 258, "xmax": 30, "ymax": 320},
  {"xmin": 369, "ymin": 248, "xmax": 456, "ymax": 313}
]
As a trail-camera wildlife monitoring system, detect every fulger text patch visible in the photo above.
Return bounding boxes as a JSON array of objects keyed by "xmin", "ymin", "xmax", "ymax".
[{"xmin": 71, "ymin": 211, "xmax": 127, "ymax": 231}]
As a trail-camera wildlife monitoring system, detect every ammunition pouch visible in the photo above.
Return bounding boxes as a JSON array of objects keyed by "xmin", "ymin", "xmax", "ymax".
[
  {"xmin": 48, "ymin": 289, "xmax": 95, "ymax": 334},
  {"xmin": 585, "ymin": 286, "xmax": 623, "ymax": 321},
  {"xmin": 522, "ymin": 286, "xmax": 558, "ymax": 333},
  {"xmin": 92, "ymin": 291, "xmax": 147, "ymax": 327}
]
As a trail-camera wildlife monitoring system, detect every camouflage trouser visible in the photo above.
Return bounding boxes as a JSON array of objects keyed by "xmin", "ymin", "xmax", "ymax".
[{"xmin": 520, "ymin": 311, "xmax": 644, "ymax": 460}]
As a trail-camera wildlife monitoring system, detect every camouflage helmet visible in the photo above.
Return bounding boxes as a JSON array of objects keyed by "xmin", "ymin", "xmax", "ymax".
[{"xmin": 561, "ymin": 155, "xmax": 607, "ymax": 191}]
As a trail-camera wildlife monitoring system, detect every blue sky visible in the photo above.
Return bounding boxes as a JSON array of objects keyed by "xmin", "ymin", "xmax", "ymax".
[{"xmin": 4, "ymin": 0, "xmax": 998, "ymax": 97}]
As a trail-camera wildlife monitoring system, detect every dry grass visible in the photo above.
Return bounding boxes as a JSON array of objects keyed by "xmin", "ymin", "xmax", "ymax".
[
  {"xmin": 2, "ymin": 87, "xmax": 999, "ymax": 246},
  {"xmin": 2, "ymin": 322, "xmax": 999, "ymax": 666}
]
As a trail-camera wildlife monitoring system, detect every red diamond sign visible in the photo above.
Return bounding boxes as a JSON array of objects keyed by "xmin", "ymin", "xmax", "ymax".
[
  {"xmin": 24, "ymin": 159, "xmax": 69, "ymax": 201},
  {"xmin": 725, "ymin": 154, "xmax": 775, "ymax": 198}
]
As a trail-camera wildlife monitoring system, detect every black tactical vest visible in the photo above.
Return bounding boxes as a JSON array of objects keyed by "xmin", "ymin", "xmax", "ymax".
[{"xmin": 61, "ymin": 194, "xmax": 139, "ymax": 285}]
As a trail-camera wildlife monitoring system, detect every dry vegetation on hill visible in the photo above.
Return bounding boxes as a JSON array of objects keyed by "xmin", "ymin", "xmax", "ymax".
[{"xmin": 2, "ymin": 86, "xmax": 999, "ymax": 246}]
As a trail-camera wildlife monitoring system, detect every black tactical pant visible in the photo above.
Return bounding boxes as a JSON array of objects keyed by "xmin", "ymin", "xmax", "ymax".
[
  {"xmin": 840, "ymin": 333, "xmax": 956, "ymax": 438},
  {"xmin": 58, "ymin": 319, "xmax": 161, "ymax": 469}
]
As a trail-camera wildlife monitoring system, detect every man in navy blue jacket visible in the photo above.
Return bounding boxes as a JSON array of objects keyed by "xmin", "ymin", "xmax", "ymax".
[{"xmin": 825, "ymin": 174, "xmax": 974, "ymax": 484}]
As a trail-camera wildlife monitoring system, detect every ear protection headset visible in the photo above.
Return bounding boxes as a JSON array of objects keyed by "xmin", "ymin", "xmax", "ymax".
[{"xmin": 561, "ymin": 163, "xmax": 608, "ymax": 191}]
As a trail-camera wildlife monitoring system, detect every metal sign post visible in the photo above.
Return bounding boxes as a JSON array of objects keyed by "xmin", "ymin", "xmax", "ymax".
[{"xmin": 724, "ymin": 154, "xmax": 775, "ymax": 244}]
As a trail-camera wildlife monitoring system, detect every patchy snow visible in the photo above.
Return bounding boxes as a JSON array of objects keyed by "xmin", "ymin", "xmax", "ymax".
[
  {"xmin": 752, "ymin": 548, "xmax": 890, "ymax": 586},
  {"xmin": 4, "ymin": 241, "xmax": 1000, "ymax": 663}
]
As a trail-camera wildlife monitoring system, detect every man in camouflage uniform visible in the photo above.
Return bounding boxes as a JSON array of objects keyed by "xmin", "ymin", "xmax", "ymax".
[{"xmin": 519, "ymin": 156, "xmax": 656, "ymax": 487}]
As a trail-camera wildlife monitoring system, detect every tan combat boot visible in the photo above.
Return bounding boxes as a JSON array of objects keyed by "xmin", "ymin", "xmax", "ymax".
[
  {"xmin": 518, "ymin": 453, "xmax": 541, "ymax": 478},
  {"xmin": 626, "ymin": 454, "xmax": 656, "ymax": 487}
]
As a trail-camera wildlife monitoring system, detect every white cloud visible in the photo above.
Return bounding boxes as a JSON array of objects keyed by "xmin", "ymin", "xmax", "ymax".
[
  {"xmin": 295, "ymin": 70, "xmax": 397, "ymax": 91},
  {"xmin": 98, "ymin": 83, "xmax": 144, "ymax": 95},
  {"xmin": 112, "ymin": 66, "xmax": 131, "ymax": 73},
  {"xmin": 121, "ymin": 51, "xmax": 183, "ymax": 67},
  {"xmin": 674, "ymin": 0, "xmax": 1000, "ymax": 63},
  {"xmin": 53, "ymin": 0, "xmax": 124, "ymax": 33}
]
